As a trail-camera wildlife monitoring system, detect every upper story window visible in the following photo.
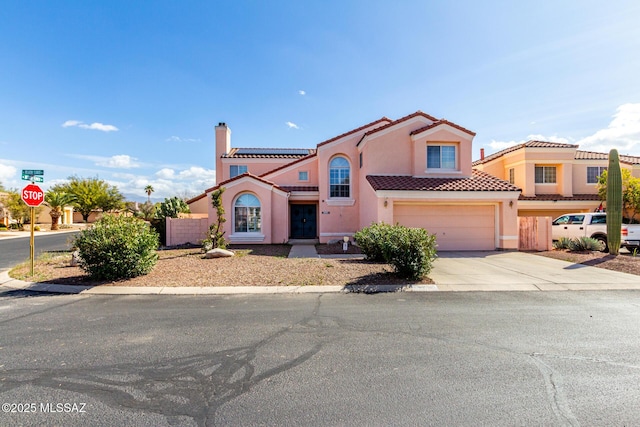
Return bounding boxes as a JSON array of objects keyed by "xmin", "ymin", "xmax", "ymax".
[
  {"xmin": 234, "ymin": 193, "xmax": 261, "ymax": 233},
  {"xmin": 329, "ymin": 156, "xmax": 350, "ymax": 198},
  {"xmin": 230, "ymin": 165, "xmax": 248, "ymax": 178},
  {"xmin": 298, "ymin": 171, "xmax": 309, "ymax": 181},
  {"xmin": 535, "ymin": 166, "xmax": 556, "ymax": 184},
  {"xmin": 587, "ymin": 166, "xmax": 607, "ymax": 184},
  {"xmin": 509, "ymin": 168, "xmax": 515, "ymax": 184},
  {"xmin": 427, "ymin": 145, "xmax": 456, "ymax": 169}
]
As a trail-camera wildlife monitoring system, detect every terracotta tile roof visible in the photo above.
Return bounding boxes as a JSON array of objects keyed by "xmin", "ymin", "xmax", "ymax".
[
  {"xmin": 472, "ymin": 140, "xmax": 578, "ymax": 166},
  {"xmin": 410, "ymin": 119, "xmax": 476, "ymax": 137},
  {"xmin": 366, "ymin": 170, "xmax": 520, "ymax": 192},
  {"xmin": 316, "ymin": 117, "xmax": 392, "ymax": 148},
  {"xmin": 518, "ymin": 194, "xmax": 601, "ymax": 201},
  {"xmin": 575, "ymin": 150, "xmax": 640, "ymax": 165},
  {"xmin": 280, "ymin": 186, "xmax": 319, "ymax": 192},
  {"xmin": 186, "ymin": 192, "xmax": 207, "ymax": 204},
  {"xmin": 223, "ymin": 148, "xmax": 316, "ymax": 159},
  {"xmin": 260, "ymin": 153, "xmax": 317, "ymax": 178}
]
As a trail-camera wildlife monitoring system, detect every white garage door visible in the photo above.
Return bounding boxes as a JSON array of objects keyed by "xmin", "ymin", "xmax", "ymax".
[{"xmin": 393, "ymin": 204, "xmax": 496, "ymax": 251}]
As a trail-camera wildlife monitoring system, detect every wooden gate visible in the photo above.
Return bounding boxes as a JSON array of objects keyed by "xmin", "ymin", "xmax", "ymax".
[{"xmin": 518, "ymin": 216, "xmax": 553, "ymax": 251}]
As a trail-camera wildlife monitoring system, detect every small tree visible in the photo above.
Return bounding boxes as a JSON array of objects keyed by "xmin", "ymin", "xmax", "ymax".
[
  {"xmin": 597, "ymin": 168, "xmax": 640, "ymax": 222},
  {"xmin": 4, "ymin": 190, "xmax": 42, "ymax": 228},
  {"xmin": 203, "ymin": 188, "xmax": 227, "ymax": 250},
  {"xmin": 52, "ymin": 176, "xmax": 124, "ymax": 222},
  {"xmin": 44, "ymin": 190, "xmax": 76, "ymax": 230},
  {"xmin": 144, "ymin": 185, "xmax": 154, "ymax": 203}
]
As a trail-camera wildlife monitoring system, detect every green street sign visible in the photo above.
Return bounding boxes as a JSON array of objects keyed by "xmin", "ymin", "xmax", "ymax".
[
  {"xmin": 22, "ymin": 169, "xmax": 44, "ymax": 176},
  {"xmin": 22, "ymin": 174, "xmax": 43, "ymax": 182}
]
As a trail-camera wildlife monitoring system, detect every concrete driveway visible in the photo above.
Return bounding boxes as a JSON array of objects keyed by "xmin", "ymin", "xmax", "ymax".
[{"xmin": 430, "ymin": 251, "xmax": 640, "ymax": 291}]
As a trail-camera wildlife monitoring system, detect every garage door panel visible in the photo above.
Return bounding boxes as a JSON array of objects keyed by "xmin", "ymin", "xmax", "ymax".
[{"xmin": 394, "ymin": 204, "xmax": 495, "ymax": 251}]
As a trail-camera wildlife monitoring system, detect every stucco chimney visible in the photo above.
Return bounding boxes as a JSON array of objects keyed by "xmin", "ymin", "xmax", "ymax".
[
  {"xmin": 215, "ymin": 122, "xmax": 231, "ymax": 185},
  {"xmin": 480, "ymin": 148, "xmax": 485, "ymax": 160}
]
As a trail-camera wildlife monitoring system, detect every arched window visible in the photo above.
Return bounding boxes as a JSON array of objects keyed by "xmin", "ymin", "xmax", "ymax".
[
  {"xmin": 234, "ymin": 193, "xmax": 261, "ymax": 233},
  {"xmin": 329, "ymin": 156, "xmax": 350, "ymax": 198}
]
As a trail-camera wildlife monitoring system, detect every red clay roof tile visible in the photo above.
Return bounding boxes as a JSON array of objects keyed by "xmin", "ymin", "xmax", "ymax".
[
  {"xmin": 366, "ymin": 170, "xmax": 520, "ymax": 192},
  {"xmin": 518, "ymin": 194, "xmax": 601, "ymax": 201}
]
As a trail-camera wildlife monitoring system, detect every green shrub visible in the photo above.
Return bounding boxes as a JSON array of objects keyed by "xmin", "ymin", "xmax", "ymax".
[
  {"xmin": 354, "ymin": 222, "xmax": 394, "ymax": 262},
  {"xmin": 73, "ymin": 215, "xmax": 159, "ymax": 280},
  {"xmin": 381, "ymin": 225, "xmax": 437, "ymax": 280},
  {"xmin": 568, "ymin": 236, "xmax": 604, "ymax": 252},
  {"xmin": 355, "ymin": 222, "xmax": 437, "ymax": 280},
  {"xmin": 553, "ymin": 237, "xmax": 572, "ymax": 250}
]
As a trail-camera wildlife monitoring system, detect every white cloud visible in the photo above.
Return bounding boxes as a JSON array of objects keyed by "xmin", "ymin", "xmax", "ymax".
[
  {"xmin": 286, "ymin": 121, "xmax": 300, "ymax": 129},
  {"xmin": 62, "ymin": 120, "xmax": 82, "ymax": 128},
  {"xmin": 576, "ymin": 103, "xmax": 640, "ymax": 154},
  {"xmin": 97, "ymin": 155, "xmax": 140, "ymax": 169},
  {"xmin": 0, "ymin": 162, "xmax": 17, "ymax": 182},
  {"xmin": 110, "ymin": 166, "xmax": 216, "ymax": 200},
  {"xmin": 68, "ymin": 154, "xmax": 140, "ymax": 169},
  {"xmin": 166, "ymin": 136, "xmax": 201, "ymax": 143},
  {"xmin": 156, "ymin": 168, "xmax": 175, "ymax": 179},
  {"xmin": 298, "ymin": 90, "xmax": 306, "ymax": 96},
  {"xmin": 488, "ymin": 134, "xmax": 571, "ymax": 151},
  {"xmin": 62, "ymin": 120, "xmax": 119, "ymax": 132}
]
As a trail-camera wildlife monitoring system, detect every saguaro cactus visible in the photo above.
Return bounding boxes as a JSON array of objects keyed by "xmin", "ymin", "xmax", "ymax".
[{"xmin": 607, "ymin": 149, "xmax": 623, "ymax": 255}]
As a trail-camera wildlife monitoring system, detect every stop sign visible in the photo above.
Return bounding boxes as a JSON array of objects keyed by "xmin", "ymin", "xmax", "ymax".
[{"xmin": 21, "ymin": 183, "xmax": 45, "ymax": 207}]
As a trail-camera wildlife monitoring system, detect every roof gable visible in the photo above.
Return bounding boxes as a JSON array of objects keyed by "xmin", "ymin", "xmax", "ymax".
[
  {"xmin": 316, "ymin": 117, "xmax": 391, "ymax": 148},
  {"xmin": 260, "ymin": 153, "xmax": 318, "ymax": 179}
]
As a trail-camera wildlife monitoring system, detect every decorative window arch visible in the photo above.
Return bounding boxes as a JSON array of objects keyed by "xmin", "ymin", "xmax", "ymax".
[
  {"xmin": 234, "ymin": 193, "xmax": 261, "ymax": 233},
  {"xmin": 329, "ymin": 156, "xmax": 350, "ymax": 198}
]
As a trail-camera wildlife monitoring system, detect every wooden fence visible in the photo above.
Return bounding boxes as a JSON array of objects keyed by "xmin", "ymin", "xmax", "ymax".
[{"xmin": 518, "ymin": 216, "xmax": 553, "ymax": 251}]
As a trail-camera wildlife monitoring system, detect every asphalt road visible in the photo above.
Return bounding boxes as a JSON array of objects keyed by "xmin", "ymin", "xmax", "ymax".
[
  {"xmin": 1, "ymin": 291, "xmax": 640, "ymax": 426},
  {"xmin": 0, "ymin": 232, "xmax": 78, "ymax": 270}
]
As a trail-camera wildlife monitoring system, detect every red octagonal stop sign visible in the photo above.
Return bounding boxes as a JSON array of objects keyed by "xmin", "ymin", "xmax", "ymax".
[{"xmin": 21, "ymin": 183, "xmax": 45, "ymax": 207}]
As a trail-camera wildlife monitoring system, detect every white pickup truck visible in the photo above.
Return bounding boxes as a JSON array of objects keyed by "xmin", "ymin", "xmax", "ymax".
[{"xmin": 552, "ymin": 212, "xmax": 640, "ymax": 252}]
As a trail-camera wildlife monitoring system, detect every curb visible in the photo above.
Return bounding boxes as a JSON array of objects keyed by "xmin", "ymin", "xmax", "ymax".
[{"xmin": 0, "ymin": 271, "xmax": 440, "ymax": 295}]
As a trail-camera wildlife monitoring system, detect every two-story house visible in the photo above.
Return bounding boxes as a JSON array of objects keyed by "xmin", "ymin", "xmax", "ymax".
[
  {"xmin": 188, "ymin": 111, "xmax": 521, "ymax": 250},
  {"xmin": 473, "ymin": 141, "xmax": 640, "ymax": 218}
]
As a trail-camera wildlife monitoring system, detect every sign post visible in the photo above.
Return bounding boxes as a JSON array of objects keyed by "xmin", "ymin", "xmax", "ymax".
[{"xmin": 21, "ymin": 183, "xmax": 45, "ymax": 276}]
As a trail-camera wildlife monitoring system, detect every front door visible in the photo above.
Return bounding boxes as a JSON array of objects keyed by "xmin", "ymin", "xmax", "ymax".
[{"xmin": 290, "ymin": 204, "xmax": 317, "ymax": 239}]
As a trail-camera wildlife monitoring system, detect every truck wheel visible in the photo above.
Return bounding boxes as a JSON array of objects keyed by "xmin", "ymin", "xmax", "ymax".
[{"xmin": 594, "ymin": 236, "xmax": 608, "ymax": 253}]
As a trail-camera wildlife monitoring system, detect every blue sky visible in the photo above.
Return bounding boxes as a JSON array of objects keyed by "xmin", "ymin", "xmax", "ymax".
[{"xmin": 1, "ymin": 1, "xmax": 639, "ymax": 201}]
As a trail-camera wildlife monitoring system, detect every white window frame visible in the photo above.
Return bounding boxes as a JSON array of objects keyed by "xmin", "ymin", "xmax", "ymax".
[
  {"xmin": 233, "ymin": 193, "xmax": 262, "ymax": 233},
  {"xmin": 426, "ymin": 144, "xmax": 457, "ymax": 171},
  {"xmin": 535, "ymin": 166, "xmax": 557, "ymax": 184},
  {"xmin": 587, "ymin": 166, "xmax": 607, "ymax": 184},
  {"xmin": 328, "ymin": 156, "xmax": 351, "ymax": 199},
  {"xmin": 298, "ymin": 171, "xmax": 309, "ymax": 182},
  {"xmin": 230, "ymin": 165, "xmax": 248, "ymax": 178}
]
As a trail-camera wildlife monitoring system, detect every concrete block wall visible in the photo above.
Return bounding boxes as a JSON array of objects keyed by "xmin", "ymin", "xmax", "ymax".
[{"xmin": 166, "ymin": 217, "xmax": 210, "ymax": 246}]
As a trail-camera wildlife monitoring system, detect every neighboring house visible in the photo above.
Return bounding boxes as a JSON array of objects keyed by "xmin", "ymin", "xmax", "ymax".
[
  {"xmin": 473, "ymin": 141, "xmax": 640, "ymax": 218},
  {"xmin": 188, "ymin": 112, "xmax": 521, "ymax": 250}
]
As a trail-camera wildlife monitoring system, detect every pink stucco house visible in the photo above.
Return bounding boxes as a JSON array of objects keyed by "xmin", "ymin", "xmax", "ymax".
[
  {"xmin": 187, "ymin": 111, "xmax": 522, "ymax": 250},
  {"xmin": 473, "ymin": 141, "xmax": 640, "ymax": 218}
]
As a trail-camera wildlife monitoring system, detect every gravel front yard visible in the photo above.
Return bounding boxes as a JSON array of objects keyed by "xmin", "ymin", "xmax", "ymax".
[
  {"xmin": 9, "ymin": 244, "xmax": 433, "ymax": 288},
  {"xmin": 536, "ymin": 249, "xmax": 640, "ymax": 276}
]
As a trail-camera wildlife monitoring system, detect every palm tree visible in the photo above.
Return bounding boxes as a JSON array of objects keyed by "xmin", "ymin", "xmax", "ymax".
[
  {"xmin": 144, "ymin": 185, "xmax": 154, "ymax": 203},
  {"xmin": 45, "ymin": 191, "xmax": 76, "ymax": 230}
]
